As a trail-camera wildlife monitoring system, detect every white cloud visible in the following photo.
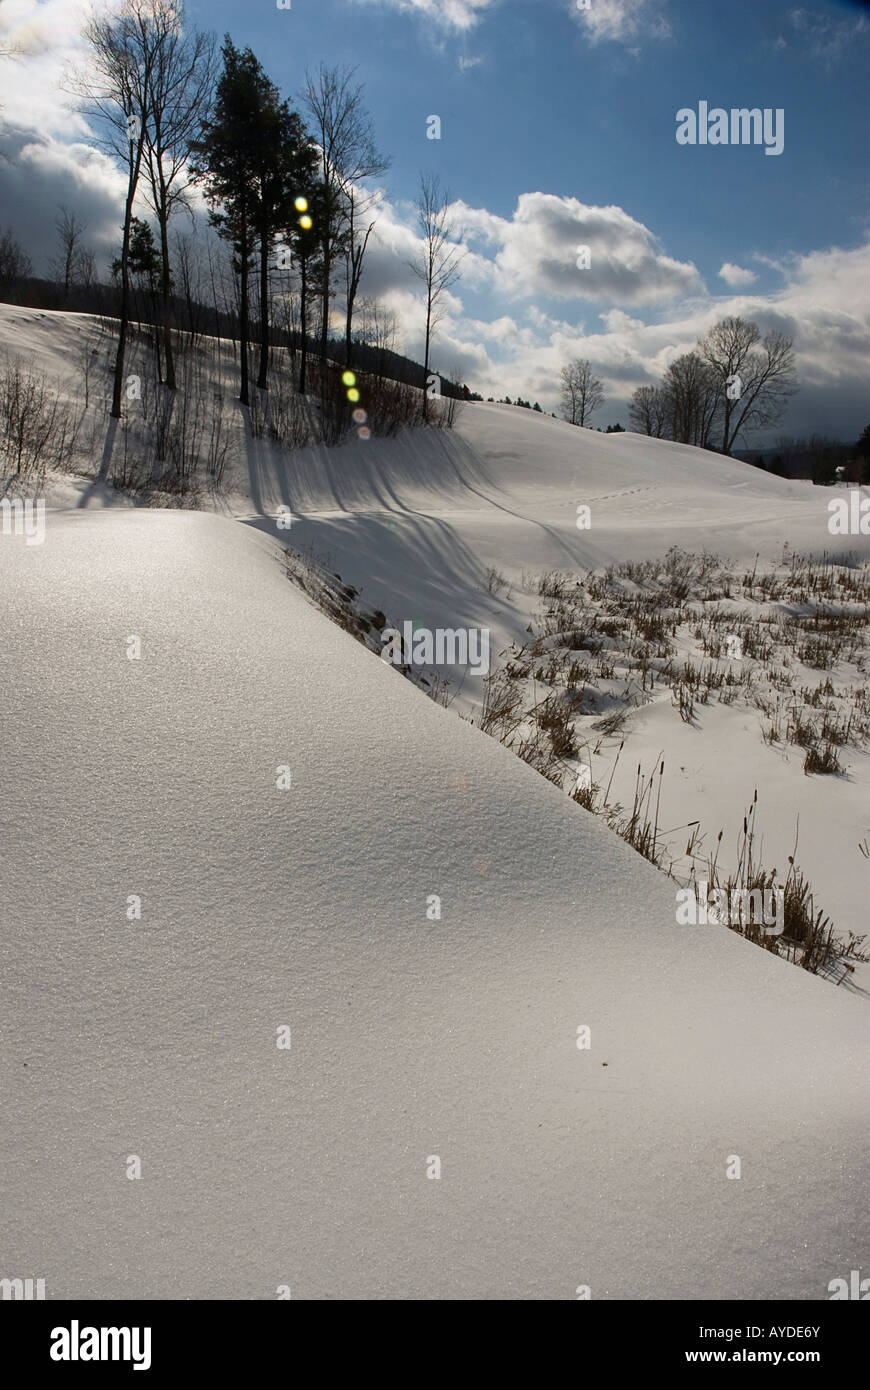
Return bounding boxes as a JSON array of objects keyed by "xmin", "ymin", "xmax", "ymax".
[
  {"xmin": 351, "ymin": 0, "xmax": 499, "ymax": 32},
  {"xmin": 599, "ymin": 308, "xmax": 645, "ymax": 332},
  {"xmin": 718, "ymin": 262, "xmax": 758, "ymax": 287},
  {"xmin": 351, "ymin": 199, "xmax": 868, "ymax": 430},
  {"xmin": 0, "ymin": 0, "xmax": 104, "ymax": 137},
  {"xmin": 494, "ymin": 242, "xmax": 870, "ymax": 425},
  {"xmin": 0, "ymin": 1, "xmax": 135, "ymax": 268},
  {"xmin": 452, "ymin": 192, "xmax": 703, "ymax": 305},
  {"xmin": 572, "ymin": 0, "xmax": 671, "ymax": 45},
  {"xmin": 363, "ymin": 223, "xmax": 870, "ymax": 429},
  {"xmin": 354, "ymin": 0, "xmax": 673, "ymax": 46}
]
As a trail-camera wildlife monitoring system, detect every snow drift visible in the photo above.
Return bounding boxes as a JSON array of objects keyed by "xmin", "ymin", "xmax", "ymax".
[{"xmin": 1, "ymin": 509, "xmax": 867, "ymax": 1299}]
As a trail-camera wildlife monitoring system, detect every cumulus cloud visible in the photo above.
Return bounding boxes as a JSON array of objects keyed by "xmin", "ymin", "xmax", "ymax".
[
  {"xmin": 572, "ymin": 0, "xmax": 671, "ymax": 46},
  {"xmin": 718, "ymin": 262, "xmax": 758, "ymax": 287},
  {"xmin": 347, "ymin": 188, "xmax": 868, "ymax": 437},
  {"xmin": 0, "ymin": 0, "xmax": 132, "ymax": 270},
  {"xmin": 0, "ymin": 128, "xmax": 125, "ymax": 272},
  {"xmin": 0, "ymin": 0, "xmax": 98, "ymax": 137},
  {"xmin": 361, "ymin": 222, "xmax": 870, "ymax": 434},
  {"xmin": 599, "ymin": 308, "xmax": 645, "ymax": 332},
  {"xmin": 484, "ymin": 242, "xmax": 869, "ymax": 431},
  {"xmin": 453, "ymin": 192, "xmax": 704, "ymax": 305}
]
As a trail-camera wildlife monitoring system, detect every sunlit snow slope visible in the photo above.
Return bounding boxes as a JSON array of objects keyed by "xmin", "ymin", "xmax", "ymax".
[
  {"xmin": 237, "ymin": 401, "xmax": 870, "ymax": 585},
  {"xmin": 1, "ymin": 510, "xmax": 867, "ymax": 1299}
]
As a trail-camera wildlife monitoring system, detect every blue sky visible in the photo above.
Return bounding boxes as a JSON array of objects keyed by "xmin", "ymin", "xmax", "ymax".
[
  {"xmin": 194, "ymin": 0, "xmax": 869, "ymax": 269},
  {"xmin": 1, "ymin": 0, "xmax": 869, "ymax": 436}
]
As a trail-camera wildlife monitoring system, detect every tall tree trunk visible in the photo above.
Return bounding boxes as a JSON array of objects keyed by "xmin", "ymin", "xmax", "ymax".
[
  {"xmin": 257, "ymin": 231, "xmax": 269, "ymax": 391},
  {"xmin": 157, "ymin": 207, "xmax": 175, "ymax": 390},
  {"xmin": 344, "ymin": 196, "xmax": 355, "ymax": 369},
  {"xmin": 111, "ymin": 150, "xmax": 142, "ymax": 419},
  {"xmin": 299, "ymin": 257, "xmax": 308, "ymax": 395},
  {"xmin": 721, "ymin": 398, "xmax": 733, "ymax": 454},
  {"xmin": 345, "ymin": 294, "xmax": 353, "ymax": 369},
  {"xmin": 149, "ymin": 277, "xmax": 162, "ymax": 383},
  {"xmin": 422, "ymin": 291, "xmax": 432, "ymax": 423},
  {"xmin": 319, "ymin": 242, "xmax": 332, "ymax": 392},
  {"xmin": 239, "ymin": 219, "xmax": 250, "ymax": 407}
]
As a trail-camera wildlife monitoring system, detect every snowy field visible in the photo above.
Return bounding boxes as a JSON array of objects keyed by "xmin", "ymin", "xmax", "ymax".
[
  {"xmin": 1, "ymin": 307, "xmax": 868, "ymax": 1299},
  {"xmin": 3, "ymin": 308, "xmax": 865, "ymax": 954}
]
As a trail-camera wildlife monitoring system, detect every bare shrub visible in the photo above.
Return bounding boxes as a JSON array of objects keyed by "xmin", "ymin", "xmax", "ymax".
[
  {"xmin": 485, "ymin": 565, "xmax": 509, "ymax": 595},
  {"xmin": 248, "ymin": 372, "xmax": 313, "ymax": 449},
  {"xmin": 0, "ymin": 353, "xmax": 78, "ymax": 481},
  {"xmin": 803, "ymin": 741, "xmax": 842, "ymax": 775},
  {"xmin": 478, "ymin": 669, "xmax": 523, "ymax": 740},
  {"xmin": 535, "ymin": 693, "xmax": 577, "ymax": 758}
]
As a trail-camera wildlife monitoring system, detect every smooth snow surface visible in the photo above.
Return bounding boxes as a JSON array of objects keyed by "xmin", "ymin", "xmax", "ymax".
[{"xmin": 1, "ymin": 510, "xmax": 867, "ymax": 1300}]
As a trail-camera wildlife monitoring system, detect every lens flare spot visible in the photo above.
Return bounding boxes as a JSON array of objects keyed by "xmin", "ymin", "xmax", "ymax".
[
  {"xmin": 352, "ymin": 409, "xmax": 367, "ymax": 424},
  {"xmin": 294, "ymin": 196, "xmax": 308, "ymax": 212},
  {"xmin": 346, "ymin": 388, "xmax": 360, "ymax": 403},
  {"xmin": 298, "ymin": 214, "xmax": 313, "ymax": 230},
  {"xmin": 342, "ymin": 371, "xmax": 357, "ymax": 387}
]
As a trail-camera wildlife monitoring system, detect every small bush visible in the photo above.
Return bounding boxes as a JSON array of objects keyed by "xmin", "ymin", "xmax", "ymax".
[
  {"xmin": 485, "ymin": 566, "xmax": 509, "ymax": 595},
  {"xmin": 0, "ymin": 352, "xmax": 78, "ymax": 481},
  {"xmin": 803, "ymin": 741, "xmax": 842, "ymax": 775}
]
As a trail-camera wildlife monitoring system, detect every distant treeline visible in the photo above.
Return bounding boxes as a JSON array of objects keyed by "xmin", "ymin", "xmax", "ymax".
[{"xmin": 735, "ymin": 429, "xmax": 870, "ymax": 484}]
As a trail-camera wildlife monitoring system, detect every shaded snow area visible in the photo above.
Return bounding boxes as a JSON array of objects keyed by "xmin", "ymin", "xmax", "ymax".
[{"xmin": 1, "ymin": 509, "xmax": 868, "ymax": 1300}]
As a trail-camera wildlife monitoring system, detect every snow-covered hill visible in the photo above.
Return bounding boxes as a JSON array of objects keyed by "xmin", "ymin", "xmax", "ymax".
[
  {"xmin": 1, "ymin": 509, "xmax": 867, "ymax": 1299},
  {"xmin": 2, "ymin": 307, "xmax": 867, "ymax": 947}
]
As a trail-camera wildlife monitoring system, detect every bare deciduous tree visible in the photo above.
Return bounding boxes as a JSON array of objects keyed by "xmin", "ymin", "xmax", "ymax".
[
  {"xmin": 660, "ymin": 351, "xmax": 721, "ymax": 448},
  {"xmin": 51, "ymin": 206, "xmax": 90, "ymax": 300},
  {"xmin": 69, "ymin": 0, "xmax": 161, "ymax": 418},
  {"xmin": 0, "ymin": 226, "xmax": 32, "ymax": 295},
  {"xmin": 408, "ymin": 174, "xmax": 464, "ymax": 422},
  {"xmin": 343, "ymin": 186, "xmax": 380, "ymax": 369},
  {"xmin": 139, "ymin": 3, "xmax": 215, "ymax": 390},
  {"xmin": 302, "ymin": 64, "xmax": 388, "ymax": 386},
  {"xmin": 629, "ymin": 384, "xmax": 668, "ymax": 437},
  {"xmin": 699, "ymin": 315, "xmax": 797, "ymax": 455},
  {"xmin": 353, "ymin": 296, "xmax": 397, "ymax": 383},
  {"xmin": 560, "ymin": 358, "xmax": 604, "ymax": 427},
  {"xmin": 77, "ymin": 247, "xmax": 97, "ymax": 292}
]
